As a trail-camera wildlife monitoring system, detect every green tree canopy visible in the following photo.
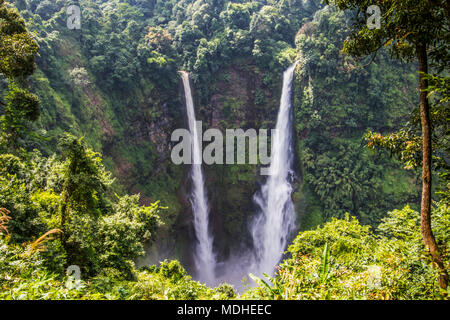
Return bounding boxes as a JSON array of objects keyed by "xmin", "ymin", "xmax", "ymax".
[{"xmin": 0, "ymin": 0, "xmax": 40, "ymax": 150}]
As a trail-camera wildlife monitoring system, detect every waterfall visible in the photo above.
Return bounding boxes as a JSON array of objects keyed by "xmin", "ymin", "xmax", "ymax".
[
  {"xmin": 180, "ymin": 71, "xmax": 216, "ymax": 284},
  {"xmin": 250, "ymin": 62, "xmax": 298, "ymax": 276}
]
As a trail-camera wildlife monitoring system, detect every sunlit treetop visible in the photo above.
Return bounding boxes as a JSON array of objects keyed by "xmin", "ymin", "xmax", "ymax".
[{"xmin": 0, "ymin": 0, "xmax": 39, "ymax": 79}]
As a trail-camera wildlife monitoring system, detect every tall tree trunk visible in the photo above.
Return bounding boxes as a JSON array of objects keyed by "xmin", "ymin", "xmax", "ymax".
[{"xmin": 417, "ymin": 44, "xmax": 448, "ymax": 291}]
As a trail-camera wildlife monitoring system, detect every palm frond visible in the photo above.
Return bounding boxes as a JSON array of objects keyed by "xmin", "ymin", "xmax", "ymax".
[
  {"xmin": 22, "ymin": 229, "xmax": 63, "ymax": 257},
  {"xmin": 319, "ymin": 242, "xmax": 330, "ymax": 284}
]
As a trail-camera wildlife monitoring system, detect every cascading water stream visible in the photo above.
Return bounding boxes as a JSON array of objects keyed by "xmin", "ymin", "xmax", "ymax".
[
  {"xmin": 180, "ymin": 71, "xmax": 216, "ymax": 285},
  {"xmin": 250, "ymin": 62, "xmax": 298, "ymax": 276}
]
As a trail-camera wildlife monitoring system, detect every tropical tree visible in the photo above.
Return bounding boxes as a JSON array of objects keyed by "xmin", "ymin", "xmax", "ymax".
[
  {"xmin": 57, "ymin": 133, "xmax": 112, "ymax": 265},
  {"xmin": 0, "ymin": 0, "xmax": 39, "ymax": 150},
  {"xmin": 325, "ymin": 0, "xmax": 449, "ymax": 290}
]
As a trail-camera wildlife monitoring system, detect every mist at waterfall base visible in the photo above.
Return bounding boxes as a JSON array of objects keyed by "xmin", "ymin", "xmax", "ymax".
[{"xmin": 178, "ymin": 64, "xmax": 298, "ymax": 289}]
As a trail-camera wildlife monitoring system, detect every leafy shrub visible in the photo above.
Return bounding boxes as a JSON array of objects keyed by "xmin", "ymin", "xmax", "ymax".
[{"xmin": 245, "ymin": 204, "xmax": 449, "ymax": 300}]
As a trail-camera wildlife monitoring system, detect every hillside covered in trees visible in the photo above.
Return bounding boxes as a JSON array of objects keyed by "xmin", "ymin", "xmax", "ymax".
[{"xmin": 0, "ymin": 0, "xmax": 448, "ymax": 300}]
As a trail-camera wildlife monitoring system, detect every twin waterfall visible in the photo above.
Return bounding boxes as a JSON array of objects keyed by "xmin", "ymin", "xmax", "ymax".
[
  {"xmin": 180, "ymin": 71, "xmax": 216, "ymax": 285},
  {"xmin": 179, "ymin": 63, "xmax": 298, "ymax": 285}
]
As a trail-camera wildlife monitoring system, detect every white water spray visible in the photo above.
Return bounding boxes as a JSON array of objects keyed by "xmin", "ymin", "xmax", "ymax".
[
  {"xmin": 180, "ymin": 71, "xmax": 216, "ymax": 284},
  {"xmin": 250, "ymin": 62, "xmax": 298, "ymax": 276}
]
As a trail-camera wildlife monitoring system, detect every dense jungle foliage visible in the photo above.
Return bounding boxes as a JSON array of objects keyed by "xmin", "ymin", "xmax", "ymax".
[{"xmin": 0, "ymin": 0, "xmax": 448, "ymax": 299}]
